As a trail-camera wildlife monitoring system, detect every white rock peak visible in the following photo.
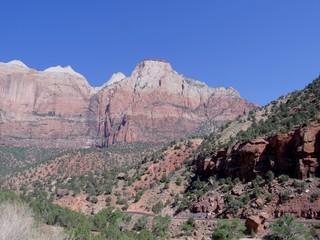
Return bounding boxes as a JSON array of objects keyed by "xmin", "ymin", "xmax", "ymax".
[
  {"xmin": 132, "ymin": 59, "xmax": 173, "ymax": 76},
  {"xmin": 7, "ymin": 60, "xmax": 29, "ymax": 68},
  {"xmin": 105, "ymin": 72, "xmax": 126, "ymax": 86},
  {"xmin": 44, "ymin": 65, "xmax": 84, "ymax": 78}
]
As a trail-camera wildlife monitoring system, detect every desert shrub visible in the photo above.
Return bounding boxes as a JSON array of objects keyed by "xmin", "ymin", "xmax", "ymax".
[
  {"xmin": 175, "ymin": 177, "xmax": 183, "ymax": 186},
  {"xmin": 152, "ymin": 215, "xmax": 171, "ymax": 237},
  {"xmin": 226, "ymin": 199, "xmax": 244, "ymax": 214},
  {"xmin": 93, "ymin": 207, "xmax": 124, "ymax": 231},
  {"xmin": 90, "ymin": 196, "xmax": 98, "ymax": 204},
  {"xmin": 133, "ymin": 215, "xmax": 148, "ymax": 231},
  {"xmin": 278, "ymin": 174, "xmax": 290, "ymax": 184},
  {"xmin": 265, "ymin": 214, "xmax": 312, "ymax": 240},
  {"xmin": 212, "ymin": 218, "xmax": 245, "ymax": 240},
  {"xmin": 101, "ymin": 224, "xmax": 123, "ymax": 240},
  {"xmin": 134, "ymin": 191, "xmax": 143, "ymax": 202},
  {"xmin": 310, "ymin": 192, "xmax": 320, "ymax": 203},
  {"xmin": 242, "ymin": 194, "xmax": 250, "ymax": 204},
  {"xmin": 177, "ymin": 196, "xmax": 193, "ymax": 212},
  {"xmin": 266, "ymin": 170, "xmax": 275, "ymax": 183},
  {"xmin": 152, "ymin": 201, "xmax": 164, "ymax": 214},
  {"xmin": 180, "ymin": 217, "xmax": 195, "ymax": 236},
  {"xmin": 67, "ymin": 219, "xmax": 93, "ymax": 240},
  {"xmin": 0, "ymin": 189, "xmax": 21, "ymax": 203},
  {"xmin": 138, "ymin": 229, "xmax": 157, "ymax": 240},
  {"xmin": 265, "ymin": 193, "xmax": 272, "ymax": 202},
  {"xmin": 105, "ymin": 184, "xmax": 113, "ymax": 194},
  {"xmin": 30, "ymin": 199, "xmax": 86, "ymax": 228},
  {"xmin": 105, "ymin": 197, "xmax": 111, "ymax": 206},
  {"xmin": 253, "ymin": 186, "xmax": 262, "ymax": 199},
  {"xmin": 160, "ymin": 173, "xmax": 167, "ymax": 183},
  {"xmin": 279, "ymin": 190, "xmax": 290, "ymax": 204}
]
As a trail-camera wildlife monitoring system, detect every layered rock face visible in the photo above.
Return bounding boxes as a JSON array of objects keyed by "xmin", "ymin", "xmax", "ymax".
[
  {"xmin": 89, "ymin": 60, "xmax": 257, "ymax": 146},
  {"xmin": 0, "ymin": 59, "xmax": 257, "ymax": 148},
  {"xmin": 194, "ymin": 126, "xmax": 320, "ymax": 181},
  {"xmin": 0, "ymin": 61, "xmax": 92, "ymax": 148}
]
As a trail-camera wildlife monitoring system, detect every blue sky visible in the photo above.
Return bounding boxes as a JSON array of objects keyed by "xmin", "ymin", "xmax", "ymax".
[{"xmin": 1, "ymin": 1, "xmax": 320, "ymax": 106}]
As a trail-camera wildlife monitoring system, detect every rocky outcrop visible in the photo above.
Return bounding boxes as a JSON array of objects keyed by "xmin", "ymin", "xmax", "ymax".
[
  {"xmin": 189, "ymin": 192, "xmax": 224, "ymax": 215},
  {"xmin": 194, "ymin": 126, "xmax": 320, "ymax": 180},
  {"xmin": 275, "ymin": 196, "xmax": 320, "ymax": 219},
  {"xmin": 0, "ymin": 59, "xmax": 257, "ymax": 148}
]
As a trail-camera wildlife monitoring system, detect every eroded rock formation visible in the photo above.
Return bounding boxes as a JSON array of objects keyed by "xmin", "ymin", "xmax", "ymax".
[{"xmin": 194, "ymin": 126, "xmax": 320, "ymax": 180}]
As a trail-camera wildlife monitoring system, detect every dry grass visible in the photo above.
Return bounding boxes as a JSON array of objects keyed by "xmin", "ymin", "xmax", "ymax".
[{"xmin": 0, "ymin": 201, "xmax": 65, "ymax": 240}]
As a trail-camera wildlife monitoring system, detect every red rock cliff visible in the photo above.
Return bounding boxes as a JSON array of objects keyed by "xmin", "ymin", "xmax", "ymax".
[
  {"xmin": 88, "ymin": 60, "xmax": 257, "ymax": 146},
  {"xmin": 194, "ymin": 126, "xmax": 320, "ymax": 180}
]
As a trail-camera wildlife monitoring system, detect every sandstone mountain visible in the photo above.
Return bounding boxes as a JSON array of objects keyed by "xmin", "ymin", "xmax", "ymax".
[{"xmin": 0, "ymin": 59, "xmax": 257, "ymax": 148}]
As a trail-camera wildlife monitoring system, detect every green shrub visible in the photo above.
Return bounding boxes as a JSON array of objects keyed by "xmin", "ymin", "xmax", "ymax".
[
  {"xmin": 266, "ymin": 170, "xmax": 275, "ymax": 183},
  {"xmin": 180, "ymin": 217, "xmax": 195, "ymax": 235},
  {"xmin": 267, "ymin": 214, "xmax": 312, "ymax": 240},
  {"xmin": 152, "ymin": 215, "xmax": 171, "ymax": 237},
  {"xmin": 175, "ymin": 177, "xmax": 183, "ymax": 186},
  {"xmin": 152, "ymin": 201, "xmax": 164, "ymax": 214},
  {"xmin": 279, "ymin": 191, "xmax": 290, "ymax": 204},
  {"xmin": 212, "ymin": 218, "xmax": 245, "ymax": 240},
  {"xmin": 265, "ymin": 194, "xmax": 272, "ymax": 202},
  {"xmin": 139, "ymin": 229, "xmax": 157, "ymax": 240},
  {"xmin": 135, "ymin": 191, "xmax": 143, "ymax": 202},
  {"xmin": 279, "ymin": 175, "xmax": 290, "ymax": 184},
  {"xmin": 133, "ymin": 215, "xmax": 148, "ymax": 231},
  {"xmin": 0, "ymin": 189, "xmax": 21, "ymax": 203},
  {"xmin": 227, "ymin": 199, "xmax": 244, "ymax": 214},
  {"xmin": 160, "ymin": 173, "xmax": 167, "ymax": 183}
]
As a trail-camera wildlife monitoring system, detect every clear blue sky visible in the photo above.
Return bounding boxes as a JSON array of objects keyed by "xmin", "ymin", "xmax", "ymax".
[{"xmin": 1, "ymin": 1, "xmax": 320, "ymax": 106}]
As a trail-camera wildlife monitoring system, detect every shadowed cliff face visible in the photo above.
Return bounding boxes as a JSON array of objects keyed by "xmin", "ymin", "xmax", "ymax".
[{"xmin": 0, "ymin": 60, "xmax": 257, "ymax": 148}]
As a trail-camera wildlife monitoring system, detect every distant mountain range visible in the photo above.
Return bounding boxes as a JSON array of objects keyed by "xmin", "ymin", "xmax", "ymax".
[{"xmin": 0, "ymin": 59, "xmax": 257, "ymax": 148}]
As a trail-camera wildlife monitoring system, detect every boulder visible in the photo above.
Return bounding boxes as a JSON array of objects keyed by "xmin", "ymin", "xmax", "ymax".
[
  {"xmin": 245, "ymin": 213, "xmax": 268, "ymax": 235},
  {"xmin": 117, "ymin": 173, "xmax": 126, "ymax": 180}
]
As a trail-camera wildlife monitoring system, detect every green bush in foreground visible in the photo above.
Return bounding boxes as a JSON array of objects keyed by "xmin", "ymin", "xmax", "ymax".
[
  {"xmin": 265, "ymin": 214, "xmax": 312, "ymax": 240},
  {"xmin": 212, "ymin": 218, "xmax": 245, "ymax": 240}
]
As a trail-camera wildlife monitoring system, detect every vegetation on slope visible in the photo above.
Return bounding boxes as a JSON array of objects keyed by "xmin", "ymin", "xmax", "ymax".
[
  {"xmin": 197, "ymin": 76, "xmax": 320, "ymax": 158},
  {"xmin": 0, "ymin": 146, "xmax": 65, "ymax": 175},
  {"xmin": 231, "ymin": 77, "xmax": 320, "ymax": 143}
]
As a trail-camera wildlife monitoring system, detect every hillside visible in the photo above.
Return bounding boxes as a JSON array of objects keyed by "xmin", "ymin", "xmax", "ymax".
[
  {"xmin": 218, "ymin": 76, "xmax": 320, "ymax": 147},
  {"xmin": 2, "ymin": 135, "xmax": 320, "ymax": 239}
]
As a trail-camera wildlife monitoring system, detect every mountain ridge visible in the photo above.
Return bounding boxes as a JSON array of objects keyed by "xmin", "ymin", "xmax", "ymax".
[
  {"xmin": 1, "ymin": 59, "xmax": 247, "ymax": 94},
  {"xmin": 0, "ymin": 59, "xmax": 257, "ymax": 148}
]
